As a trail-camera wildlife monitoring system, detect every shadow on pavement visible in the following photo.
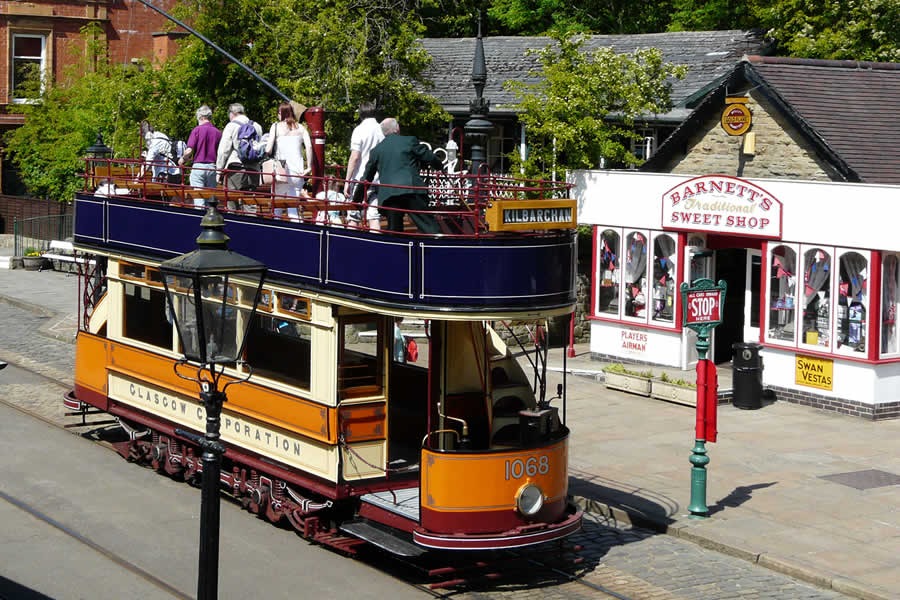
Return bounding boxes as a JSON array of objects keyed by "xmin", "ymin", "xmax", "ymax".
[
  {"xmin": 569, "ymin": 470, "xmax": 678, "ymax": 531},
  {"xmin": 707, "ymin": 481, "xmax": 776, "ymax": 516},
  {"xmin": 0, "ymin": 575, "xmax": 55, "ymax": 600}
]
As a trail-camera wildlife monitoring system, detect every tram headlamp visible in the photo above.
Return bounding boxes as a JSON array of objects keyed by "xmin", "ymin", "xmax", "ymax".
[{"xmin": 516, "ymin": 484, "xmax": 544, "ymax": 517}]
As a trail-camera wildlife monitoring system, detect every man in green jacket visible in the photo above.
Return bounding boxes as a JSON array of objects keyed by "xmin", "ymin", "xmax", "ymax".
[{"xmin": 355, "ymin": 118, "xmax": 442, "ymax": 234}]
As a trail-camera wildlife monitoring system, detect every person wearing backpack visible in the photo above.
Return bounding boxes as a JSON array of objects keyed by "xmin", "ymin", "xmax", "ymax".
[
  {"xmin": 216, "ymin": 103, "xmax": 264, "ymax": 202},
  {"xmin": 138, "ymin": 128, "xmax": 183, "ymax": 184}
]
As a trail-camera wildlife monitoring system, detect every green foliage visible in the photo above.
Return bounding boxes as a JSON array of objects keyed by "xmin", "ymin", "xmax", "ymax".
[
  {"xmin": 668, "ymin": 0, "xmax": 761, "ymax": 32},
  {"xmin": 754, "ymin": 0, "xmax": 900, "ymax": 62},
  {"xmin": 169, "ymin": 0, "xmax": 448, "ymax": 166},
  {"xmin": 604, "ymin": 363, "xmax": 654, "ymax": 378},
  {"xmin": 658, "ymin": 371, "xmax": 696, "ymax": 387},
  {"xmin": 487, "ymin": 0, "xmax": 672, "ymax": 36},
  {"xmin": 505, "ymin": 34, "xmax": 687, "ymax": 179},
  {"xmin": 24, "ymin": 247, "xmax": 40, "ymax": 257}
]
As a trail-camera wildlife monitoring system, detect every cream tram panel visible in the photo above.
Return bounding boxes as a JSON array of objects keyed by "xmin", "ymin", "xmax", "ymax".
[
  {"xmin": 340, "ymin": 440, "xmax": 388, "ymax": 481},
  {"xmin": 108, "ymin": 373, "xmax": 340, "ymax": 482}
]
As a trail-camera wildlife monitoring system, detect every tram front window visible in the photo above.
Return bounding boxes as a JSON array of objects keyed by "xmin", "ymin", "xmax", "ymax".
[{"xmin": 339, "ymin": 317, "xmax": 384, "ymax": 399}]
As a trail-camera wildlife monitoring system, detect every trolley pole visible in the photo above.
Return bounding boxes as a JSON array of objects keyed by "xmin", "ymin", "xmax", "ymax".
[{"xmin": 681, "ymin": 278, "xmax": 726, "ymax": 519}]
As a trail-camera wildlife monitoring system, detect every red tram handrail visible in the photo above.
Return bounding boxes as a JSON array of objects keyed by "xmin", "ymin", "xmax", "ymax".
[{"xmin": 83, "ymin": 157, "xmax": 574, "ymax": 239}]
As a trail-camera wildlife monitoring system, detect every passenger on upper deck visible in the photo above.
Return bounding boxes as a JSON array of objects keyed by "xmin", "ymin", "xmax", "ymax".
[
  {"xmin": 354, "ymin": 118, "xmax": 442, "ymax": 234},
  {"xmin": 138, "ymin": 127, "xmax": 182, "ymax": 184},
  {"xmin": 179, "ymin": 105, "xmax": 222, "ymax": 198},
  {"xmin": 265, "ymin": 101, "xmax": 313, "ymax": 221},
  {"xmin": 216, "ymin": 103, "xmax": 264, "ymax": 205},
  {"xmin": 343, "ymin": 101, "xmax": 384, "ymax": 231}
]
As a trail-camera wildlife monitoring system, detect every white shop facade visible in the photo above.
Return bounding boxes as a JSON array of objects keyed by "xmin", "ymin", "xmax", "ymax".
[{"xmin": 572, "ymin": 169, "xmax": 900, "ymax": 420}]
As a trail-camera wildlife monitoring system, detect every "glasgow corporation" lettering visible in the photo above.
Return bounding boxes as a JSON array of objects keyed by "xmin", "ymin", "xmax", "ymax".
[{"xmin": 503, "ymin": 207, "xmax": 573, "ymax": 224}]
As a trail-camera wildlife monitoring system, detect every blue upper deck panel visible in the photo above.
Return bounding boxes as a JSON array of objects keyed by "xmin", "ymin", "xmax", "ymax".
[{"xmin": 73, "ymin": 181, "xmax": 578, "ymax": 314}]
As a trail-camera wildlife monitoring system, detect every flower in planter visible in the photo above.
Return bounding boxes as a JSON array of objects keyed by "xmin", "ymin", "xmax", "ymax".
[{"xmin": 24, "ymin": 247, "xmax": 41, "ymax": 257}]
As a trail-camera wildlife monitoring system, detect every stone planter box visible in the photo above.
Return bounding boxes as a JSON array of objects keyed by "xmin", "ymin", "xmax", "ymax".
[
  {"xmin": 603, "ymin": 371, "xmax": 652, "ymax": 396},
  {"xmin": 650, "ymin": 380, "xmax": 697, "ymax": 406},
  {"xmin": 22, "ymin": 256, "xmax": 50, "ymax": 271}
]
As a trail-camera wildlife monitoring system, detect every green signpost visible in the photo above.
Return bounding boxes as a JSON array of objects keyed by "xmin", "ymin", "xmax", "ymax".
[{"xmin": 681, "ymin": 277, "xmax": 727, "ymax": 518}]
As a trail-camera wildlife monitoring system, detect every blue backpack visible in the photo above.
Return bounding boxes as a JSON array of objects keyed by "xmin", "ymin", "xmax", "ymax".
[{"xmin": 236, "ymin": 120, "xmax": 264, "ymax": 163}]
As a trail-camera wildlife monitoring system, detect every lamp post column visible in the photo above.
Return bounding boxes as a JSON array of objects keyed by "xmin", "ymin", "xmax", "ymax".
[{"xmin": 197, "ymin": 386, "xmax": 226, "ymax": 600}]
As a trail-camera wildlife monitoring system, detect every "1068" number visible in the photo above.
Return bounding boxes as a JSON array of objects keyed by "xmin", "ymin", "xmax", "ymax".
[{"xmin": 504, "ymin": 455, "xmax": 550, "ymax": 480}]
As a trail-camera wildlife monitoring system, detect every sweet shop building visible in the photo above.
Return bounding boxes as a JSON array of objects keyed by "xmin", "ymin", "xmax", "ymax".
[{"xmin": 572, "ymin": 56, "xmax": 900, "ymax": 420}]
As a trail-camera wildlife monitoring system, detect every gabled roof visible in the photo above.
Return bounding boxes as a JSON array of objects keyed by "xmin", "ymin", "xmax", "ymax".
[
  {"xmin": 643, "ymin": 56, "xmax": 900, "ymax": 184},
  {"xmin": 419, "ymin": 30, "xmax": 770, "ymax": 118}
]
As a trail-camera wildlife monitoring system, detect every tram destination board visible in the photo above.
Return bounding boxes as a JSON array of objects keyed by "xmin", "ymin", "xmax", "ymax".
[{"xmin": 485, "ymin": 199, "xmax": 577, "ymax": 232}]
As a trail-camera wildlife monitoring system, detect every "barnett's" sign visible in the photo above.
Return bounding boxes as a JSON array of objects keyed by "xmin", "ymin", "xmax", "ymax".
[
  {"xmin": 485, "ymin": 199, "xmax": 577, "ymax": 232},
  {"xmin": 661, "ymin": 175, "xmax": 782, "ymax": 238}
]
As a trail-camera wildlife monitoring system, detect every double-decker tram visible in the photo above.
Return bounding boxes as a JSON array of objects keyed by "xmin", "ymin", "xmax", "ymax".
[{"xmin": 66, "ymin": 118, "xmax": 582, "ymax": 557}]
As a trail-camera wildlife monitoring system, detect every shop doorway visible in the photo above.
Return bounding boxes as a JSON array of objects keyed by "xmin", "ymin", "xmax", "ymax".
[
  {"xmin": 744, "ymin": 250, "xmax": 762, "ymax": 343},
  {"xmin": 713, "ymin": 248, "xmax": 747, "ymax": 363}
]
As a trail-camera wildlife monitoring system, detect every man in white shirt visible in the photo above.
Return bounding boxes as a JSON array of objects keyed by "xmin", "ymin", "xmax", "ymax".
[
  {"xmin": 343, "ymin": 101, "xmax": 384, "ymax": 230},
  {"xmin": 216, "ymin": 103, "xmax": 263, "ymax": 205}
]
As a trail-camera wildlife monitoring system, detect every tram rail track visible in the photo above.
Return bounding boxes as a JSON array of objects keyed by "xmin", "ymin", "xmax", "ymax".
[{"xmin": 0, "ymin": 356, "xmax": 632, "ymax": 600}]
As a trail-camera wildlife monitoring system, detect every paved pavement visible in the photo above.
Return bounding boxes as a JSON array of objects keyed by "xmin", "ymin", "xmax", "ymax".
[{"xmin": 0, "ymin": 262, "xmax": 898, "ymax": 600}]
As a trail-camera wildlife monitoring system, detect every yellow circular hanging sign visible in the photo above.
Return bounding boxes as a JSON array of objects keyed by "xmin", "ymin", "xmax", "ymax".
[{"xmin": 721, "ymin": 103, "xmax": 752, "ymax": 136}]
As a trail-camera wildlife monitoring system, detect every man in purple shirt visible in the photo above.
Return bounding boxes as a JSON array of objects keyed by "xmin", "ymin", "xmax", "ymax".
[{"xmin": 179, "ymin": 105, "xmax": 222, "ymax": 198}]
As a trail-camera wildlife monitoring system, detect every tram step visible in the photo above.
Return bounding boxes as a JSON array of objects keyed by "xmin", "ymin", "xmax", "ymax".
[{"xmin": 340, "ymin": 520, "xmax": 425, "ymax": 557}]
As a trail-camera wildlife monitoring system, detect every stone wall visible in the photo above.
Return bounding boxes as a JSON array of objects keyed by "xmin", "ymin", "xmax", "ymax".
[{"xmin": 664, "ymin": 88, "xmax": 843, "ymax": 181}]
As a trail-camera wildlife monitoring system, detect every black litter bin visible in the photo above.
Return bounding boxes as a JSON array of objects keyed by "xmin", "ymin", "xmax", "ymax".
[{"xmin": 732, "ymin": 342, "xmax": 763, "ymax": 409}]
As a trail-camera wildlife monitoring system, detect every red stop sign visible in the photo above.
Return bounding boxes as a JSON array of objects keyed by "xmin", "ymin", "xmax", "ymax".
[{"xmin": 685, "ymin": 289, "xmax": 721, "ymax": 325}]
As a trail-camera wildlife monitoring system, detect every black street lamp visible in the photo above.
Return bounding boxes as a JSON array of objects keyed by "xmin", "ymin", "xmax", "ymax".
[
  {"xmin": 159, "ymin": 199, "xmax": 266, "ymax": 600},
  {"xmin": 86, "ymin": 132, "xmax": 113, "ymax": 188}
]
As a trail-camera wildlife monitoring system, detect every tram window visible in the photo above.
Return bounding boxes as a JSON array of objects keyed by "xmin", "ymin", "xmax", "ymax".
[
  {"xmin": 123, "ymin": 283, "xmax": 172, "ymax": 349},
  {"xmin": 244, "ymin": 315, "xmax": 311, "ymax": 390},
  {"xmin": 339, "ymin": 318, "xmax": 384, "ymax": 399}
]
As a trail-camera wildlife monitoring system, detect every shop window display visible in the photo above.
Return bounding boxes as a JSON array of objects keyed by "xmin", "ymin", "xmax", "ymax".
[
  {"xmin": 836, "ymin": 252, "xmax": 867, "ymax": 353},
  {"xmin": 623, "ymin": 231, "xmax": 648, "ymax": 318},
  {"xmin": 651, "ymin": 234, "xmax": 676, "ymax": 323},
  {"xmin": 882, "ymin": 254, "xmax": 899, "ymax": 355},
  {"xmin": 768, "ymin": 245, "xmax": 797, "ymax": 342},
  {"xmin": 801, "ymin": 248, "xmax": 831, "ymax": 348},
  {"xmin": 596, "ymin": 229, "xmax": 620, "ymax": 315}
]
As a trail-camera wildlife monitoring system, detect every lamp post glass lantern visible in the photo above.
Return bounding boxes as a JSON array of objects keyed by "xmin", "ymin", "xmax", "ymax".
[{"xmin": 159, "ymin": 199, "xmax": 266, "ymax": 600}]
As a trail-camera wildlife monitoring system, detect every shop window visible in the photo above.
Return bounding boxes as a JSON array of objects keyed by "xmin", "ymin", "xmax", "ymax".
[
  {"xmin": 836, "ymin": 252, "xmax": 868, "ymax": 354},
  {"xmin": 623, "ymin": 231, "xmax": 648, "ymax": 319},
  {"xmin": 881, "ymin": 254, "xmax": 899, "ymax": 356},
  {"xmin": 768, "ymin": 245, "xmax": 797, "ymax": 343},
  {"xmin": 12, "ymin": 33, "xmax": 47, "ymax": 102},
  {"xmin": 800, "ymin": 247, "xmax": 831, "ymax": 348},
  {"xmin": 596, "ymin": 229, "xmax": 620, "ymax": 315},
  {"xmin": 651, "ymin": 234, "xmax": 676, "ymax": 323}
]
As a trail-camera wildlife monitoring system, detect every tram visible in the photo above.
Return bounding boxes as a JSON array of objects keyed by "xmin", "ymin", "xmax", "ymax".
[{"xmin": 65, "ymin": 117, "xmax": 582, "ymax": 556}]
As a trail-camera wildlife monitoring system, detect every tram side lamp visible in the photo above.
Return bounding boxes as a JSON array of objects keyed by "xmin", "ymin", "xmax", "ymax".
[{"xmin": 519, "ymin": 407, "xmax": 557, "ymax": 446}]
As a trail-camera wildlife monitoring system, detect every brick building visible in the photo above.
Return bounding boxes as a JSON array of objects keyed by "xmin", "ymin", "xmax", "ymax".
[{"xmin": 0, "ymin": 0, "xmax": 178, "ymax": 192}]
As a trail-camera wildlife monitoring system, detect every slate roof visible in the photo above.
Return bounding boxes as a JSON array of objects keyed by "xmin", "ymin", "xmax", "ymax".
[
  {"xmin": 418, "ymin": 30, "xmax": 770, "ymax": 119},
  {"xmin": 644, "ymin": 56, "xmax": 900, "ymax": 185}
]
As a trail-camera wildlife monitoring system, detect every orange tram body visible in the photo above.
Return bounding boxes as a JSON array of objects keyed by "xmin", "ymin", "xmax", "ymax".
[{"xmin": 66, "ymin": 140, "xmax": 583, "ymax": 556}]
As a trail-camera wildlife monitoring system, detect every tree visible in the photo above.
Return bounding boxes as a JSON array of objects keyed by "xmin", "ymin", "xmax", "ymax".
[
  {"xmin": 754, "ymin": 0, "xmax": 900, "ymax": 62},
  {"xmin": 169, "ymin": 0, "xmax": 448, "ymax": 164},
  {"xmin": 487, "ymin": 0, "xmax": 672, "ymax": 36},
  {"xmin": 668, "ymin": 0, "xmax": 761, "ymax": 32},
  {"xmin": 4, "ymin": 24, "xmax": 197, "ymax": 200},
  {"xmin": 505, "ymin": 34, "xmax": 687, "ymax": 178}
]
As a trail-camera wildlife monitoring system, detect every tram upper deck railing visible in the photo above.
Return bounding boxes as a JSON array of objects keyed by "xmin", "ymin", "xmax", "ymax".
[
  {"xmin": 76, "ymin": 158, "xmax": 578, "ymax": 314},
  {"xmin": 85, "ymin": 158, "xmax": 575, "ymax": 238}
]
